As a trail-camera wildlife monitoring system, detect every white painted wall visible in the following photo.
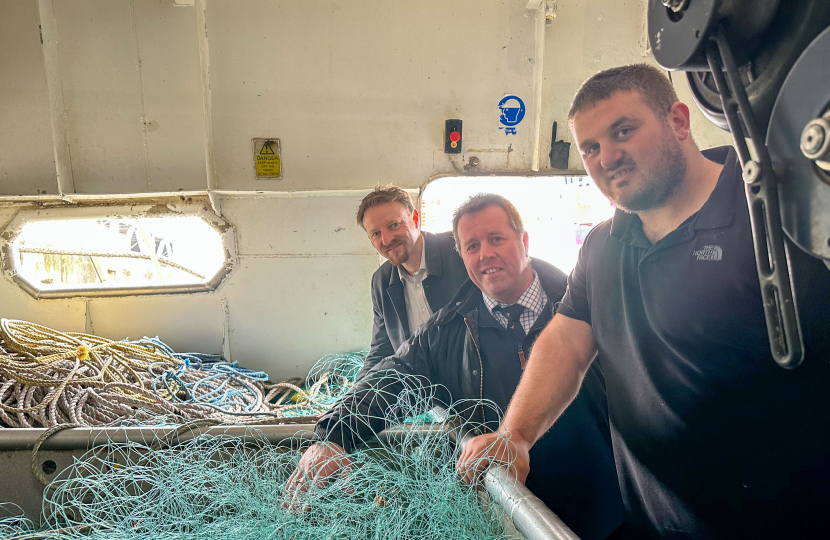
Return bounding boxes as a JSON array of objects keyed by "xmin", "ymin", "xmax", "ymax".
[
  {"xmin": 206, "ymin": 0, "xmax": 538, "ymax": 189},
  {"xmin": 0, "ymin": 2, "xmax": 56, "ymax": 195},
  {"xmin": 0, "ymin": 194, "xmax": 376, "ymax": 374},
  {"xmin": 539, "ymin": 0, "xmax": 732, "ymax": 170},
  {"xmin": 0, "ymin": 0, "xmax": 733, "ymax": 378}
]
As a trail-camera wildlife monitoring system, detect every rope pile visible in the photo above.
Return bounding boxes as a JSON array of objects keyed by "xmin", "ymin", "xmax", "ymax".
[
  {"xmin": 0, "ymin": 319, "xmax": 370, "ymax": 428},
  {"xmin": 0, "ymin": 319, "xmax": 191, "ymax": 427},
  {"xmin": 2, "ymin": 382, "xmax": 516, "ymax": 540}
]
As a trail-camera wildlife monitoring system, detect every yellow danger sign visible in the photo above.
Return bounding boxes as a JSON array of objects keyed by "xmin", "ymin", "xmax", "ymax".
[{"xmin": 253, "ymin": 138, "xmax": 282, "ymax": 178}]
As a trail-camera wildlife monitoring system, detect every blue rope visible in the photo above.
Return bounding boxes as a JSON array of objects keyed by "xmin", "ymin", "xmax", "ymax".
[
  {"xmin": 131, "ymin": 336, "xmax": 226, "ymax": 368},
  {"xmin": 128, "ymin": 336, "xmax": 271, "ymax": 414},
  {"xmin": 0, "ymin": 503, "xmax": 34, "ymax": 539},
  {"xmin": 152, "ymin": 361, "xmax": 268, "ymax": 412}
]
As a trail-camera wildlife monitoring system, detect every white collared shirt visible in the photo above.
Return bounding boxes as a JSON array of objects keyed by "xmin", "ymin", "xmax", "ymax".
[{"xmin": 398, "ymin": 235, "xmax": 432, "ymax": 335}]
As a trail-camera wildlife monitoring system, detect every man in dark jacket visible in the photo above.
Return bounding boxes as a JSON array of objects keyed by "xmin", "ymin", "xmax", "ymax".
[
  {"xmin": 289, "ymin": 194, "xmax": 624, "ymax": 540},
  {"xmin": 356, "ymin": 185, "xmax": 469, "ymax": 379}
]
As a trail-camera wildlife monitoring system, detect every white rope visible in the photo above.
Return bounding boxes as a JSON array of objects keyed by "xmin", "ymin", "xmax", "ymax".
[
  {"xmin": 0, "ymin": 319, "xmax": 342, "ymax": 428},
  {"xmin": 17, "ymin": 247, "xmax": 205, "ymax": 279}
]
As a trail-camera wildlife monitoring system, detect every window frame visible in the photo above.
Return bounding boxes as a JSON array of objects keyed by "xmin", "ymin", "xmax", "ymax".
[
  {"xmin": 419, "ymin": 171, "xmax": 619, "ymax": 273},
  {"xmin": 0, "ymin": 202, "xmax": 236, "ymax": 299}
]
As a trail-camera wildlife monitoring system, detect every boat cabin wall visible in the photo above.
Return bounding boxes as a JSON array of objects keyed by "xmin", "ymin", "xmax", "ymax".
[{"xmin": 0, "ymin": 0, "xmax": 730, "ymax": 377}]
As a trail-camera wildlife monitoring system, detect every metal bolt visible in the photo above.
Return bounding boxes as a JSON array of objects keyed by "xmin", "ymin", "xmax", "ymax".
[
  {"xmin": 468, "ymin": 156, "xmax": 481, "ymax": 168},
  {"xmin": 800, "ymin": 117, "xmax": 830, "ymax": 161},
  {"xmin": 742, "ymin": 160, "xmax": 760, "ymax": 184},
  {"xmin": 662, "ymin": 0, "xmax": 690, "ymax": 13}
]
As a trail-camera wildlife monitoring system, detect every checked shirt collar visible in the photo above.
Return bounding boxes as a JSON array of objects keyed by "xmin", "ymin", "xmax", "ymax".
[{"xmin": 482, "ymin": 271, "xmax": 547, "ymax": 334}]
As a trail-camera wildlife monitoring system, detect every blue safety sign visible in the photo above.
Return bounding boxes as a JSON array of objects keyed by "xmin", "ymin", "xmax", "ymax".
[{"xmin": 498, "ymin": 95, "xmax": 525, "ymax": 135}]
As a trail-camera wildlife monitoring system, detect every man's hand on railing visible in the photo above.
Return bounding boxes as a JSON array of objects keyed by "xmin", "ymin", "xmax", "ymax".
[{"xmin": 456, "ymin": 429, "xmax": 531, "ymax": 485}]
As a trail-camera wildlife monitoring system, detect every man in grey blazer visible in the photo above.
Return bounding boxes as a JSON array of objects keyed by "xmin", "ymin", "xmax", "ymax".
[{"xmin": 356, "ymin": 185, "xmax": 469, "ymax": 380}]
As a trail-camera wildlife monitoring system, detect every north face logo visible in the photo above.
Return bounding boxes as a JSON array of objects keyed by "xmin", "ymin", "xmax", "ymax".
[{"xmin": 693, "ymin": 245, "xmax": 723, "ymax": 261}]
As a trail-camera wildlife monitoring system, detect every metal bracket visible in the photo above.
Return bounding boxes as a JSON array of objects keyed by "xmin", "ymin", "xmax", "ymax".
[{"xmin": 705, "ymin": 25, "xmax": 804, "ymax": 369}]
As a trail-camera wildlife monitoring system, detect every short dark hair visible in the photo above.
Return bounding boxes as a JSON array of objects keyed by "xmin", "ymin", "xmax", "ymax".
[
  {"xmin": 452, "ymin": 193, "xmax": 524, "ymax": 252},
  {"xmin": 356, "ymin": 185, "xmax": 415, "ymax": 229},
  {"xmin": 568, "ymin": 63, "xmax": 679, "ymax": 122}
]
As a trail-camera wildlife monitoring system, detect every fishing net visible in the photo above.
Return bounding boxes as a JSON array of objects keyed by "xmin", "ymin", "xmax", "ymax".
[
  {"xmin": 0, "ymin": 503, "xmax": 36, "ymax": 539},
  {"xmin": 263, "ymin": 349, "xmax": 368, "ymax": 417},
  {"xmin": 1, "ymin": 376, "xmax": 518, "ymax": 540}
]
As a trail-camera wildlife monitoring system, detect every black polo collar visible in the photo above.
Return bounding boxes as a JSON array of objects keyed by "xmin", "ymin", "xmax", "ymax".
[
  {"xmin": 688, "ymin": 146, "xmax": 737, "ymax": 231},
  {"xmin": 609, "ymin": 146, "xmax": 737, "ymax": 248},
  {"xmin": 609, "ymin": 211, "xmax": 650, "ymax": 248}
]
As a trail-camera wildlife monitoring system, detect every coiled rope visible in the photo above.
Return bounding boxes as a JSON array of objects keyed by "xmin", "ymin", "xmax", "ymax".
[
  {"xmin": 0, "ymin": 319, "xmax": 370, "ymax": 428},
  {"xmin": 0, "ymin": 319, "xmax": 185, "ymax": 427}
]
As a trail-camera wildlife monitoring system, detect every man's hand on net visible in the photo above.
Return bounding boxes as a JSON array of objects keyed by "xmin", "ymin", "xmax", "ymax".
[
  {"xmin": 456, "ymin": 430, "xmax": 531, "ymax": 486},
  {"xmin": 284, "ymin": 441, "xmax": 352, "ymax": 510}
]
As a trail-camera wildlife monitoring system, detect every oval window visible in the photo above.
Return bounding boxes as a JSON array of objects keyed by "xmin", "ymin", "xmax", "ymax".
[{"xmin": 1, "ymin": 206, "xmax": 233, "ymax": 298}]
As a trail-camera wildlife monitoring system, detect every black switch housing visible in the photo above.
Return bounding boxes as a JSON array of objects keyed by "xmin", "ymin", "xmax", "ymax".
[{"xmin": 444, "ymin": 119, "xmax": 463, "ymax": 154}]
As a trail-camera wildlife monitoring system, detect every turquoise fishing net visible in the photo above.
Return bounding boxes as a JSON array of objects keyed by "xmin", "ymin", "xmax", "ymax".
[
  {"xmin": 265, "ymin": 349, "xmax": 370, "ymax": 417},
  {"xmin": 0, "ymin": 503, "xmax": 35, "ymax": 538},
  {"xmin": 2, "ymin": 377, "xmax": 519, "ymax": 540}
]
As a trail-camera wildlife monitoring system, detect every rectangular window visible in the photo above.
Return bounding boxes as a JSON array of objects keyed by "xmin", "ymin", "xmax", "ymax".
[{"xmin": 421, "ymin": 176, "xmax": 614, "ymax": 273}]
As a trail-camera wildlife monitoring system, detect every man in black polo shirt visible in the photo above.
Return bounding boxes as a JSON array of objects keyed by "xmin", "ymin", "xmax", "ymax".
[
  {"xmin": 287, "ymin": 194, "xmax": 624, "ymax": 540},
  {"xmin": 460, "ymin": 64, "xmax": 830, "ymax": 539}
]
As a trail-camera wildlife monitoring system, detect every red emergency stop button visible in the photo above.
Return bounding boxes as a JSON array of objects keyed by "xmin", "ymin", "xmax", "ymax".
[{"xmin": 445, "ymin": 119, "xmax": 462, "ymax": 154}]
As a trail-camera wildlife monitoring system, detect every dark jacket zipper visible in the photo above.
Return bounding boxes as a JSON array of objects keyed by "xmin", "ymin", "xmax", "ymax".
[{"xmin": 463, "ymin": 316, "xmax": 486, "ymax": 428}]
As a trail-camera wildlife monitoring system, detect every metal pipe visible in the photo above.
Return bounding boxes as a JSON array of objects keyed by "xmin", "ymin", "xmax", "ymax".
[
  {"xmin": 530, "ymin": 5, "xmax": 547, "ymax": 171},
  {"xmin": 195, "ymin": 0, "xmax": 217, "ymax": 193},
  {"xmin": 442, "ymin": 410, "xmax": 582, "ymax": 540},
  {"xmin": 36, "ymin": 0, "xmax": 75, "ymax": 195},
  {"xmin": 485, "ymin": 464, "xmax": 581, "ymax": 540}
]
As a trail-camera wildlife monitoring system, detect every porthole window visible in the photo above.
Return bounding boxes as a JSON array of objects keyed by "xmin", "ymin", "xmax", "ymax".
[
  {"xmin": 421, "ymin": 176, "xmax": 614, "ymax": 273},
  {"xmin": 1, "ymin": 204, "xmax": 234, "ymax": 298}
]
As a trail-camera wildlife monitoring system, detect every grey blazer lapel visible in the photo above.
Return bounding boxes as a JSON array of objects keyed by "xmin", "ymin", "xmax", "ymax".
[{"xmin": 386, "ymin": 271, "xmax": 410, "ymax": 341}]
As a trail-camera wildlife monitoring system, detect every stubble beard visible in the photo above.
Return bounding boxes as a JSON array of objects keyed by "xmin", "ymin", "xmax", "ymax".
[
  {"xmin": 385, "ymin": 242, "xmax": 411, "ymax": 266},
  {"xmin": 606, "ymin": 137, "xmax": 687, "ymax": 213}
]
